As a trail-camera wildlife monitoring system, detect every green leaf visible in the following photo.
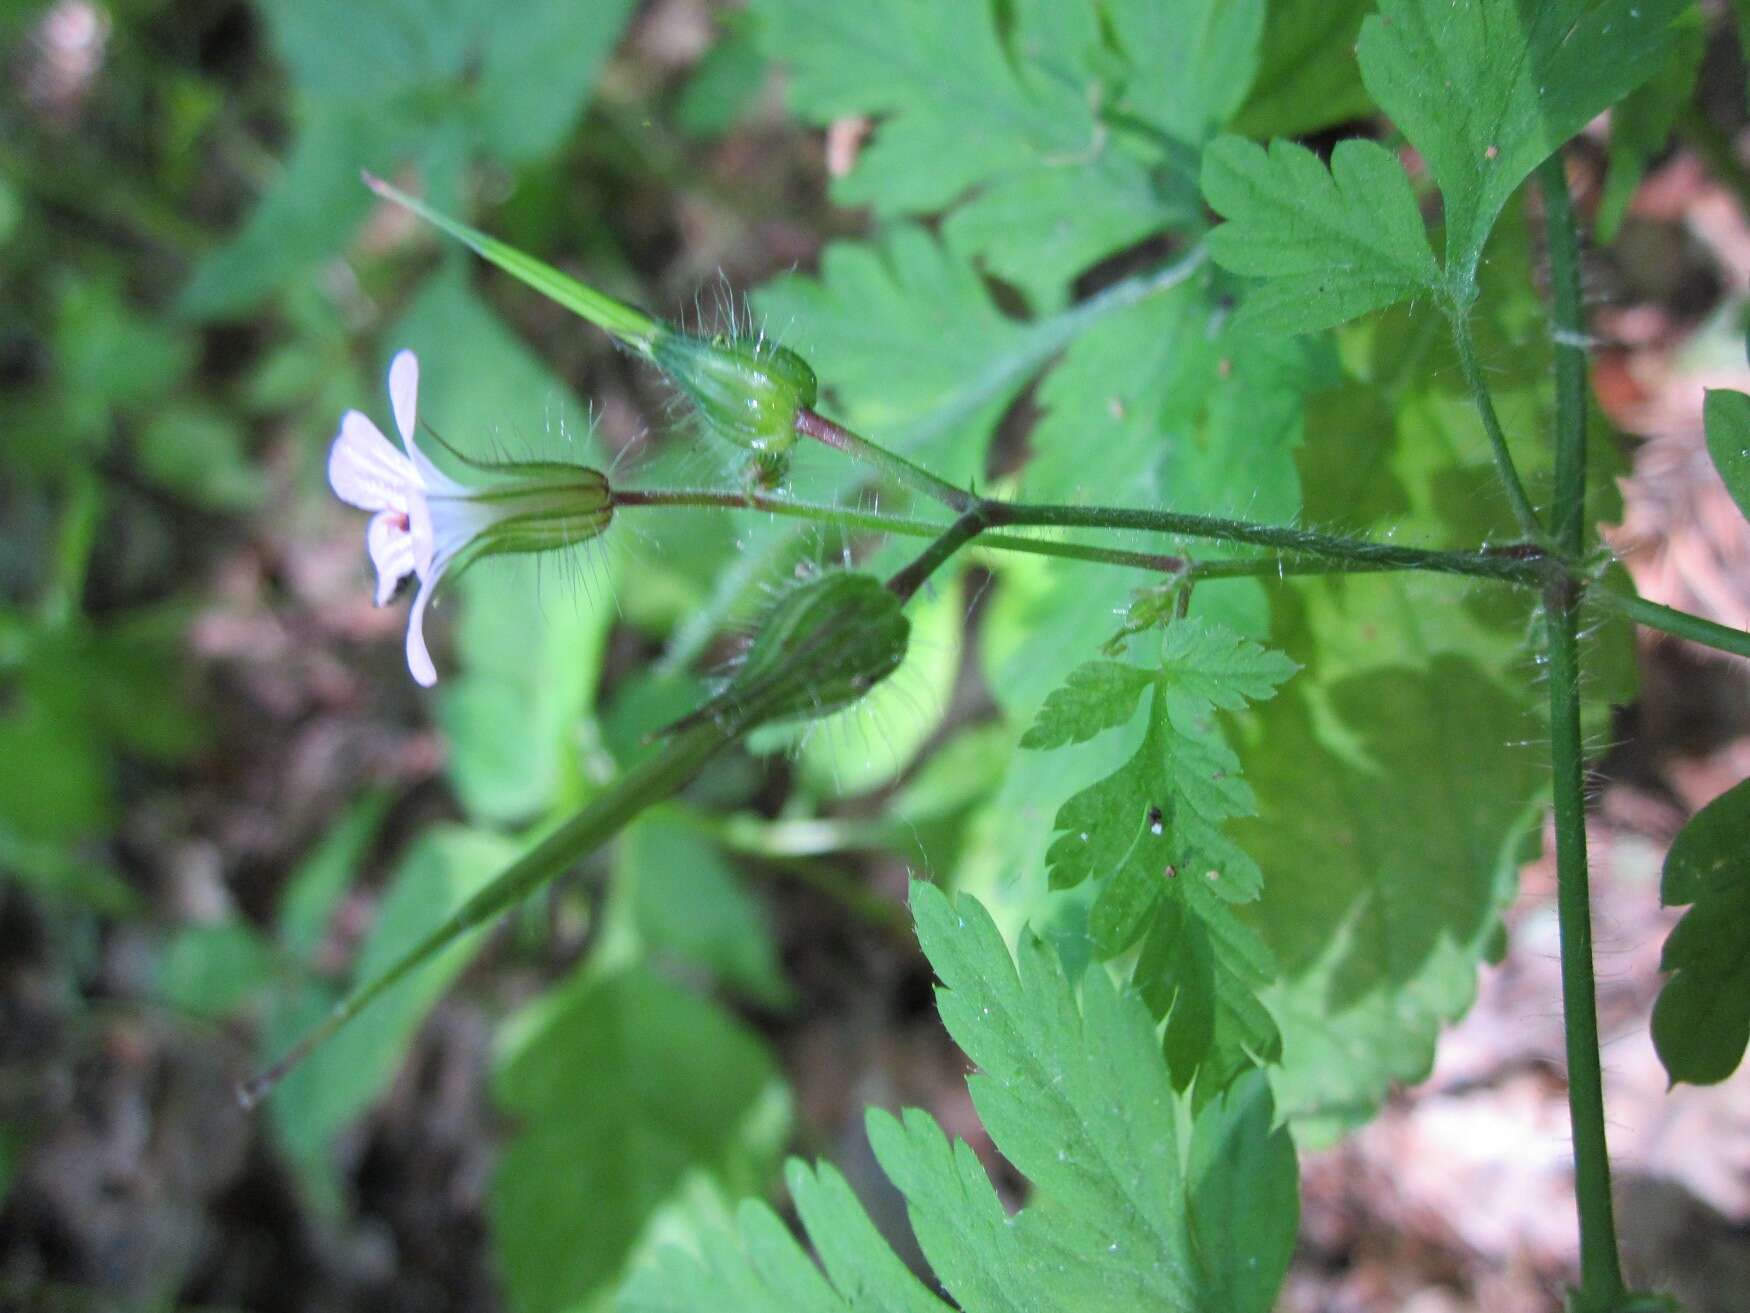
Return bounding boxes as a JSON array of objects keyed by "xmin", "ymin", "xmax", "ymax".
[
  {"xmin": 472, "ymin": 0, "xmax": 640, "ymax": 162},
  {"xmin": 1019, "ymin": 662, "xmax": 1156, "ymax": 751},
  {"xmin": 620, "ymin": 815, "xmax": 786, "ymax": 1004},
  {"xmin": 176, "ymin": 106, "xmax": 395, "ymax": 319},
  {"xmin": 1596, "ymin": 18, "xmax": 1705, "ymax": 241},
  {"xmin": 1652, "ymin": 779, "xmax": 1750, "ymax": 1085},
  {"xmin": 1202, "ymin": 136, "xmax": 1443, "ymax": 335},
  {"xmin": 972, "ymin": 284, "xmax": 1326, "ymax": 947},
  {"xmin": 263, "ymin": 826, "xmax": 516, "ymax": 1197},
  {"xmin": 750, "ymin": 0, "xmax": 1252, "ymax": 308},
  {"xmin": 619, "ymin": 884, "xmax": 1297, "ymax": 1313},
  {"xmin": 154, "ymin": 921, "xmax": 274, "ymax": 1019},
  {"xmin": 1358, "ymin": 0, "xmax": 1687, "ymax": 294},
  {"xmin": 1224, "ymin": 204, "xmax": 1634, "ymax": 1137},
  {"xmin": 492, "ymin": 965, "xmax": 791, "ymax": 1313},
  {"xmin": 1104, "ymin": 0, "xmax": 1266, "ymax": 146},
  {"xmin": 1232, "ymin": 0, "xmax": 1376, "ymax": 139},
  {"xmin": 1704, "ymin": 389, "xmax": 1750, "ymax": 524},
  {"xmin": 1023, "ymin": 621, "xmax": 1293, "ymax": 1091}
]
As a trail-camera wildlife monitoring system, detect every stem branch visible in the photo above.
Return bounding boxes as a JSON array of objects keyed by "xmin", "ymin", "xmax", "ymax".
[
  {"xmin": 1450, "ymin": 311, "xmax": 1548, "ymax": 545},
  {"xmin": 1540, "ymin": 154, "xmax": 1589, "ymax": 556},
  {"xmin": 1589, "ymin": 588, "xmax": 1750, "ymax": 660}
]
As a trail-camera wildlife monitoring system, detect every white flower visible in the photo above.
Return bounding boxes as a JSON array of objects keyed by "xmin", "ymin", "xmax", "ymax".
[{"xmin": 327, "ymin": 349, "xmax": 612, "ymax": 687}]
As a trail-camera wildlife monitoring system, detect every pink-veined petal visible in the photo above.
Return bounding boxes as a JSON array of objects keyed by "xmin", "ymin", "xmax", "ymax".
[
  {"xmin": 404, "ymin": 569, "xmax": 443, "ymax": 687},
  {"xmin": 365, "ymin": 509, "xmax": 416, "ymax": 606},
  {"xmin": 389, "ymin": 350, "xmax": 419, "ymax": 447},
  {"xmin": 329, "ymin": 411, "xmax": 414, "ymax": 511}
]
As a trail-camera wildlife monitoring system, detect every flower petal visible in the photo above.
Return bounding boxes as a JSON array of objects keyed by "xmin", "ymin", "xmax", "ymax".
[
  {"xmin": 407, "ymin": 489, "xmax": 436, "ymax": 582},
  {"xmin": 389, "ymin": 349, "xmax": 419, "ymax": 447},
  {"xmin": 404, "ymin": 569, "xmax": 442, "ymax": 687},
  {"xmin": 329, "ymin": 411, "xmax": 414, "ymax": 511},
  {"xmin": 366, "ymin": 510, "xmax": 416, "ymax": 606}
]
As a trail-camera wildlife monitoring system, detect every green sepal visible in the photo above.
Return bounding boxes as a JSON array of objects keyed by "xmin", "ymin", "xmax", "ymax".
[
  {"xmin": 652, "ymin": 330, "xmax": 819, "ymax": 454},
  {"xmin": 670, "ymin": 572, "xmax": 909, "ymax": 736}
]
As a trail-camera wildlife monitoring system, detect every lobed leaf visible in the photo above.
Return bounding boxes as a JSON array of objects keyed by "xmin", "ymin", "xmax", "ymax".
[
  {"xmin": 1358, "ymin": 0, "xmax": 1687, "ymax": 295},
  {"xmin": 1024, "ymin": 620, "xmax": 1293, "ymax": 1091},
  {"xmin": 618, "ymin": 884, "xmax": 1297, "ymax": 1312},
  {"xmin": 1228, "ymin": 205, "xmax": 1636, "ymax": 1137},
  {"xmin": 751, "ymin": 0, "xmax": 1261, "ymax": 308},
  {"xmin": 1020, "ymin": 662, "xmax": 1156, "ymax": 751},
  {"xmin": 1202, "ymin": 136, "xmax": 1442, "ymax": 335}
]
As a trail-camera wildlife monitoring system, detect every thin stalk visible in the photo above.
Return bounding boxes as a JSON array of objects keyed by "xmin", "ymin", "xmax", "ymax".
[
  {"xmin": 887, "ymin": 506, "xmax": 995, "ymax": 602},
  {"xmin": 616, "ymin": 485, "xmax": 1179, "ymax": 571},
  {"xmin": 794, "ymin": 409, "xmax": 978, "ymax": 512},
  {"xmin": 1545, "ymin": 583, "xmax": 1625, "ymax": 1307},
  {"xmin": 1449, "ymin": 311, "xmax": 1548, "ymax": 545},
  {"xmin": 1540, "ymin": 154, "xmax": 1588, "ymax": 556},
  {"xmin": 239, "ymin": 721, "xmax": 729, "ymax": 1106},
  {"xmin": 783, "ymin": 407, "xmax": 1549, "ymax": 583},
  {"xmin": 998, "ymin": 499, "xmax": 1548, "ymax": 583},
  {"xmin": 1589, "ymin": 588, "xmax": 1750, "ymax": 661},
  {"xmin": 612, "ymin": 487, "xmax": 1546, "ymax": 584}
]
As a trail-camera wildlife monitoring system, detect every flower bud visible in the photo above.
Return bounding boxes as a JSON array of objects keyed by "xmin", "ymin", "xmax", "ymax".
[
  {"xmin": 674, "ymin": 572, "xmax": 909, "ymax": 735},
  {"xmin": 651, "ymin": 330, "xmax": 818, "ymax": 454}
]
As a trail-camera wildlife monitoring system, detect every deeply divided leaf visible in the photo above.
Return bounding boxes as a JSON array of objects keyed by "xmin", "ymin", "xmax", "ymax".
[
  {"xmin": 1202, "ymin": 137, "xmax": 1441, "ymax": 335},
  {"xmin": 751, "ymin": 0, "xmax": 1262, "ymax": 307},
  {"xmin": 1023, "ymin": 619, "xmax": 1295, "ymax": 1091},
  {"xmin": 618, "ymin": 884, "xmax": 1297, "ymax": 1313},
  {"xmin": 1204, "ymin": 0, "xmax": 1687, "ymax": 329},
  {"xmin": 1358, "ymin": 0, "xmax": 1687, "ymax": 295}
]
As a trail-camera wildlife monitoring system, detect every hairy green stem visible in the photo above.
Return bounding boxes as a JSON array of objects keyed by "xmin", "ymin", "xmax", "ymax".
[
  {"xmin": 795, "ymin": 408, "xmax": 978, "ymax": 512},
  {"xmin": 616, "ymin": 485, "xmax": 1183, "ymax": 571},
  {"xmin": 785, "ymin": 403, "xmax": 1550, "ymax": 583},
  {"xmin": 1540, "ymin": 155, "xmax": 1589, "ymax": 557},
  {"xmin": 612, "ymin": 487, "xmax": 1545, "ymax": 584},
  {"xmin": 239, "ymin": 721, "xmax": 730, "ymax": 1106},
  {"xmin": 997, "ymin": 500, "xmax": 1547, "ymax": 583},
  {"xmin": 1449, "ymin": 311, "xmax": 1548, "ymax": 545},
  {"xmin": 1590, "ymin": 588, "xmax": 1750, "ymax": 660},
  {"xmin": 1538, "ymin": 148, "xmax": 1625, "ymax": 1308},
  {"xmin": 1546, "ymin": 583, "xmax": 1625, "ymax": 1308},
  {"xmin": 886, "ymin": 506, "xmax": 996, "ymax": 601}
]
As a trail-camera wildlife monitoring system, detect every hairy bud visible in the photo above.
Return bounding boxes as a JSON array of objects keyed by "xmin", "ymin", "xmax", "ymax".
[
  {"xmin": 652, "ymin": 330, "xmax": 818, "ymax": 454},
  {"xmin": 674, "ymin": 572, "xmax": 909, "ymax": 735}
]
